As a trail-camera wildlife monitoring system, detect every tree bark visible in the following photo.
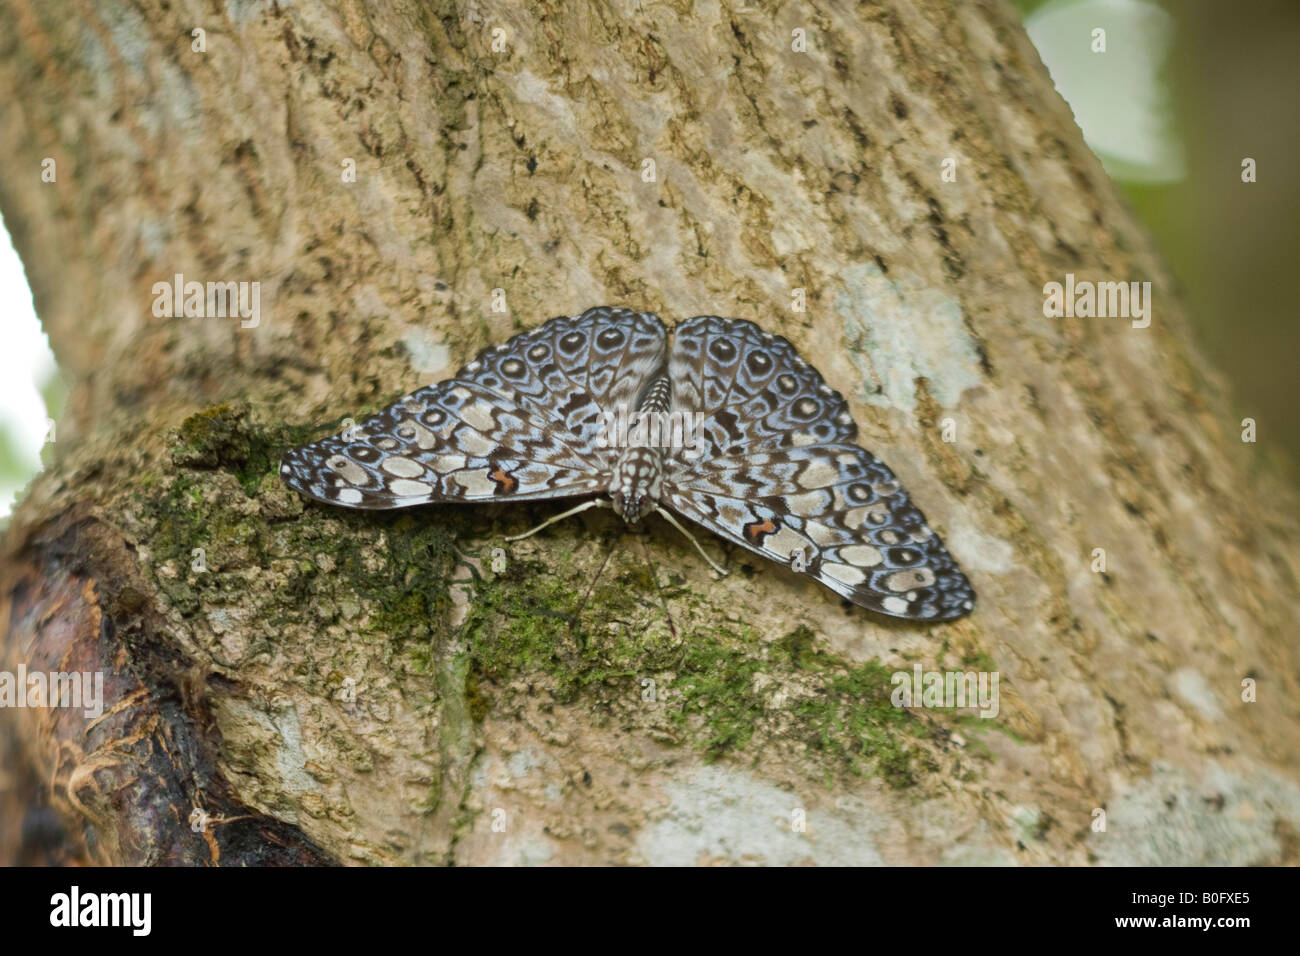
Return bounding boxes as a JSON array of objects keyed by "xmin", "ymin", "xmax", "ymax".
[{"xmin": 2, "ymin": 0, "xmax": 1298, "ymax": 866}]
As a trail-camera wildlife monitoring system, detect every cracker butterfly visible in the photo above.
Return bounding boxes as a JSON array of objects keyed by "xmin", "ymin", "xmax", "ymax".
[{"xmin": 280, "ymin": 307, "xmax": 975, "ymax": 620}]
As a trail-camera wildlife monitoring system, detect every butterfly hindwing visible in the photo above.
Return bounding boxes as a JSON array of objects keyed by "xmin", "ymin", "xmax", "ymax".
[
  {"xmin": 664, "ymin": 443, "xmax": 974, "ymax": 620},
  {"xmin": 661, "ymin": 313, "xmax": 975, "ymax": 621}
]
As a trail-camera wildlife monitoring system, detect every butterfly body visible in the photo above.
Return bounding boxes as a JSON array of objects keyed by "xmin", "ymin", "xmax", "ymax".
[
  {"xmin": 281, "ymin": 307, "xmax": 976, "ymax": 621},
  {"xmin": 610, "ymin": 445, "xmax": 663, "ymax": 523}
]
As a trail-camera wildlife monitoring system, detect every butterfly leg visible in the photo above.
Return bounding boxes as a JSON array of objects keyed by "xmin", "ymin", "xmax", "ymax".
[
  {"xmin": 505, "ymin": 498, "xmax": 607, "ymax": 542},
  {"xmin": 653, "ymin": 506, "xmax": 728, "ymax": 576}
]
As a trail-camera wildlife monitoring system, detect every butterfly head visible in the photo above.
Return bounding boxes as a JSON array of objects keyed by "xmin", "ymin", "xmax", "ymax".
[{"xmin": 609, "ymin": 447, "xmax": 663, "ymax": 524}]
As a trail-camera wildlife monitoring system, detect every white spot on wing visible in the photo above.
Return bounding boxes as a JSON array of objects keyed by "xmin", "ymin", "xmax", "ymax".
[
  {"xmin": 326, "ymin": 455, "xmax": 370, "ymax": 485},
  {"xmin": 887, "ymin": 568, "xmax": 935, "ymax": 591},
  {"xmin": 840, "ymin": 545, "xmax": 884, "ymax": 567},
  {"xmin": 822, "ymin": 563, "xmax": 866, "ymax": 585},
  {"xmin": 381, "ymin": 456, "xmax": 425, "ymax": 478},
  {"xmin": 388, "ymin": 478, "xmax": 433, "ymax": 497},
  {"xmin": 797, "ymin": 459, "xmax": 838, "ymax": 489},
  {"xmin": 803, "ymin": 521, "xmax": 838, "ymax": 548},
  {"xmin": 882, "ymin": 596, "xmax": 910, "ymax": 615},
  {"xmin": 784, "ymin": 491, "xmax": 827, "ymax": 516},
  {"xmin": 457, "ymin": 430, "xmax": 496, "ymax": 457},
  {"xmin": 763, "ymin": 526, "xmax": 808, "ymax": 561},
  {"xmin": 461, "ymin": 400, "xmax": 497, "ymax": 432},
  {"xmin": 451, "ymin": 470, "xmax": 498, "ymax": 496}
]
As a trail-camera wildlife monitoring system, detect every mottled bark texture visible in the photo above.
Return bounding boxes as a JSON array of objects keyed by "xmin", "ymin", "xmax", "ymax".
[{"xmin": 1, "ymin": 0, "xmax": 1297, "ymax": 866}]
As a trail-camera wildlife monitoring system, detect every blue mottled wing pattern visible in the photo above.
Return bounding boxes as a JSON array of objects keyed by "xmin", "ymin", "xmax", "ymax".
[
  {"xmin": 662, "ymin": 316, "xmax": 974, "ymax": 621},
  {"xmin": 279, "ymin": 307, "xmax": 666, "ymax": 509},
  {"xmin": 465, "ymin": 308, "xmax": 667, "ymax": 461},
  {"xmin": 664, "ymin": 316, "xmax": 858, "ymax": 457}
]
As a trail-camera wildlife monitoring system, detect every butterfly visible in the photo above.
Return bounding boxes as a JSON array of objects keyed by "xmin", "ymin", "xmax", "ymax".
[{"xmin": 280, "ymin": 306, "xmax": 975, "ymax": 621}]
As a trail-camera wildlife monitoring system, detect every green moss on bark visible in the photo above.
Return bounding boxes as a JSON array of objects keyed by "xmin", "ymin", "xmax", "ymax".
[{"xmin": 137, "ymin": 401, "xmax": 993, "ymax": 798}]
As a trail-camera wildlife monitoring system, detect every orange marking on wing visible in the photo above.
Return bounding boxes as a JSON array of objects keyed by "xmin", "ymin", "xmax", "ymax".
[
  {"xmin": 744, "ymin": 517, "xmax": 778, "ymax": 544},
  {"xmin": 490, "ymin": 467, "xmax": 517, "ymax": 493}
]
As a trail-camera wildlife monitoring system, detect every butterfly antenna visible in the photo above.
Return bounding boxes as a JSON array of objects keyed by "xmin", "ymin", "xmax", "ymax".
[
  {"xmin": 653, "ymin": 506, "xmax": 728, "ymax": 576},
  {"xmin": 505, "ymin": 499, "xmax": 606, "ymax": 542}
]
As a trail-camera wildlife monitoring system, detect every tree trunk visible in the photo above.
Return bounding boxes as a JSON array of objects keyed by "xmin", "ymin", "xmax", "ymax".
[{"xmin": 2, "ymin": 0, "xmax": 1298, "ymax": 866}]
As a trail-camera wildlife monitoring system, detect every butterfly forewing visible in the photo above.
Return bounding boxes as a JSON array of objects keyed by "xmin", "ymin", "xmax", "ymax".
[
  {"xmin": 471, "ymin": 308, "xmax": 667, "ymax": 460},
  {"xmin": 666, "ymin": 315, "xmax": 857, "ymax": 461},
  {"xmin": 279, "ymin": 379, "xmax": 605, "ymax": 508},
  {"xmin": 280, "ymin": 307, "xmax": 667, "ymax": 509}
]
